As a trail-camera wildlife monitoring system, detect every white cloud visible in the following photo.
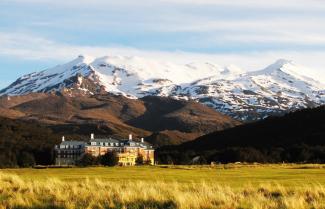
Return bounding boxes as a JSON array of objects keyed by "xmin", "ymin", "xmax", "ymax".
[
  {"xmin": 2, "ymin": 0, "xmax": 325, "ymax": 49},
  {"xmin": 1, "ymin": 0, "xmax": 154, "ymax": 9},
  {"xmin": 213, "ymin": 32, "xmax": 325, "ymax": 45},
  {"xmin": 158, "ymin": 17, "xmax": 325, "ymax": 33},
  {"xmin": 5, "ymin": 0, "xmax": 325, "ymax": 10},
  {"xmin": 4, "ymin": 0, "xmax": 324, "ymax": 49},
  {"xmin": 160, "ymin": 0, "xmax": 325, "ymax": 10},
  {"xmin": 0, "ymin": 32, "xmax": 325, "ymax": 82}
]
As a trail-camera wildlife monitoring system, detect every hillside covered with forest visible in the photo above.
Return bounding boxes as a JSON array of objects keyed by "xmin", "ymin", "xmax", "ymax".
[{"xmin": 157, "ymin": 106, "xmax": 325, "ymax": 164}]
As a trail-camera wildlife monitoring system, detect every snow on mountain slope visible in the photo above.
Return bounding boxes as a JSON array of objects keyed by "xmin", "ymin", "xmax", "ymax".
[
  {"xmin": 180, "ymin": 60, "xmax": 325, "ymax": 120},
  {"xmin": 0, "ymin": 55, "xmax": 96, "ymax": 96},
  {"xmin": 89, "ymin": 55, "xmax": 243, "ymax": 97},
  {"xmin": 1, "ymin": 55, "xmax": 324, "ymax": 121}
]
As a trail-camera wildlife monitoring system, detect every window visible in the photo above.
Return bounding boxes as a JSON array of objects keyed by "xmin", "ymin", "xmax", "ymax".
[{"xmin": 91, "ymin": 142, "xmax": 96, "ymax": 146}]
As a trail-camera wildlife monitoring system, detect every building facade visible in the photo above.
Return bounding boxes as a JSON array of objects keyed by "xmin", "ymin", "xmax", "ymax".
[
  {"xmin": 54, "ymin": 134, "xmax": 154, "ymax": 166},
  {"xmin": 54, "ymin": 137, "xmax": 86, "ymax": 165}
]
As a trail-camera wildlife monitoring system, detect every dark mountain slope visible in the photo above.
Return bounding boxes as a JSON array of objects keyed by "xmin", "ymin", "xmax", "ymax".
[
  {"xmin": 145, "ymin": 130, "xmax": 202, "ymax": 147},
  {"xmin": 128, "ymin": 96, "xmax": 239, "ymax": 133},
  {"xmin": 182, "ymin": 106, "xmax": 325, "ymax": 149},
  {"xmin": 158, "ymin": 106, "xmax": 325, "ymax": 163}
]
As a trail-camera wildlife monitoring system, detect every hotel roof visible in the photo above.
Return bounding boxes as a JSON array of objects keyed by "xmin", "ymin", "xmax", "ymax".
[{"xmin": 59, "ymin": 141, "xmax": 86, "ymax": 146}]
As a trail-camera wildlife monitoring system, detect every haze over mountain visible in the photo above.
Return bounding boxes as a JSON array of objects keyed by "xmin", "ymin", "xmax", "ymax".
[{"xmin": 1, "ymin": 55, "xmax": 324, "ymax": 121}]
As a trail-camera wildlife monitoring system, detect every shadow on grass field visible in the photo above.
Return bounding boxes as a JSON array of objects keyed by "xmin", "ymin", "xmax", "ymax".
[{"xmin": 1, "ymin": 164, "xmax": 325, "ymax": 208}]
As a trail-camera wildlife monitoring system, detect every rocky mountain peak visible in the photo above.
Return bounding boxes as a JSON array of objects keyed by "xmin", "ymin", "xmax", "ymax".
[{"xmin": 1, "ymin": 56, "xmax": 324, "ymax": 121}]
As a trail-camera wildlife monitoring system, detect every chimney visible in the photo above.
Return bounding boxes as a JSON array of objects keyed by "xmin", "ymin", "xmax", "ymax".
[
  {"xmin": 91, "ymin": 133, "xmax": 94, "ymax": 140},
  {"xmin": 129, "ymin": 134, "xmax": 133, "ymax": 141},
  {"xmin": 62, "ymin": 136, "xmax": 65, "ymax": 142},
  {"xmin": 141, "ymin": 138, "xmax": 144, "ymax": 143}
]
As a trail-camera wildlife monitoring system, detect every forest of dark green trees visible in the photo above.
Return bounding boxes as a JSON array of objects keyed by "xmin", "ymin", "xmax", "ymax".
[{"xmin": 0, "ymin": 117, "xmax": 60, "ymax": 167}]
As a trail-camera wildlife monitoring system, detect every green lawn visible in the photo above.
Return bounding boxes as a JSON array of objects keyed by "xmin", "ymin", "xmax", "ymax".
[{"xmin": 2, "ymin": 164, "xmax": 325, "ymax": 188}]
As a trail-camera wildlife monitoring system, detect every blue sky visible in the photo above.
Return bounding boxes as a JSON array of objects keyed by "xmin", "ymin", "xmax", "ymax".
[{"xmin": 1, "ymin": 0, "xmax": 325, "ymax": 88}]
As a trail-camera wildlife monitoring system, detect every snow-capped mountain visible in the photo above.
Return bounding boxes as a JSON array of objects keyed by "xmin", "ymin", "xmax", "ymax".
[{"xmin": 1, "ymin": 55, "xmax": 324, "ymax": 121}]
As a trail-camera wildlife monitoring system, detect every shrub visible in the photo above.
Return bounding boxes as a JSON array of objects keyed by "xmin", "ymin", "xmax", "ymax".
[
  {"xmin": 100, "ymin": 151, "xmax": 119, "ymax": 166},
  {"xmin": 135, "ymin": 155, "xmax": 144, "ymax": 165},
  {"xmin": 76, "ymin": 153, "xmax": 99, "ymax": 166}
]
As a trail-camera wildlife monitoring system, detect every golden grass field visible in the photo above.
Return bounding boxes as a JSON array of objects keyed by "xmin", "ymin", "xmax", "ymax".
[{"xmin": 1, "ymin": 164, "xmax": 325, "ymax": 209}]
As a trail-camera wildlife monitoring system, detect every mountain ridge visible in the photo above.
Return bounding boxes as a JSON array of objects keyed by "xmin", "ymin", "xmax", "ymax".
[{"xmin": 1, "ymin": 55, "xmax": 324, "ymax": 121}]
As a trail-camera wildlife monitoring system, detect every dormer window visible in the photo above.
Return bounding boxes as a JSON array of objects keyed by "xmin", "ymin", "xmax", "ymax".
[
  {"xmin": 91, "ymin": 142, "xmax": 96, "ymax": 146},
  {"xmin": 110, "ymin": 143, "xmax": 114, "ymax": 146}
]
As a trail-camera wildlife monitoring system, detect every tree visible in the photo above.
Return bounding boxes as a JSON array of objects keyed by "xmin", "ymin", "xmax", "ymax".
[
  {"xmin": 76, "ymin": 153, "xmax": 99, "ymax": 167},
  {"xmin": 135, "ymin": 155, "xmax": 144, "ymax": 165},
  {"xmin": 100, "ymin": 151, "xmax": 119, "ymax": 166},
  {"xmin": 165, "ymin": 155, "xmax": 174, "ymax": 165},
  {"xmin": 178, "ymin": 151, "xmax": 191, "ymax": 165},
  {"xmin": 18, "ymin": 152, "xmax": 35, "ymax": 167},
  {"xmin": 144, "ymin": 159, "xmax": 152, "ymax": 165}
]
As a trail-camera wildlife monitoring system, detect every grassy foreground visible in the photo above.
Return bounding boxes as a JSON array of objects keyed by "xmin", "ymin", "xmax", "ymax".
[{"xmin": 1, "ymin": 164, "xmax": 325, "ymax": 208}]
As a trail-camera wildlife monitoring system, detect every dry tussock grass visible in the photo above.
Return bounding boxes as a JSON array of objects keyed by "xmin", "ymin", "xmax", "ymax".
[{"xmin": 0, "ymin": 172, "xmax": 325, "ymax": 209}]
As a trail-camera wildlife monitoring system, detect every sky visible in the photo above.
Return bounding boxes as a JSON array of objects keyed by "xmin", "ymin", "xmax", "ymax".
[{"xmin": 1, "ymin": 0, "xmax": 325, "ymax": 88}]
